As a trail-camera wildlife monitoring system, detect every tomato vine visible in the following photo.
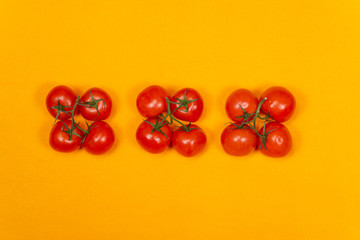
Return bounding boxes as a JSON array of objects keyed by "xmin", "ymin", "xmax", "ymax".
[
  {"xmin": 228, "ymin": 97, "xmax": 278, "ymax": 151},
  {"xmin": 138, "ymin": 89, "xmax": 200, "ymax": 137},
  {"xmin": 50, "ymin": 90, "xmax": 106, "ymax": 143}
]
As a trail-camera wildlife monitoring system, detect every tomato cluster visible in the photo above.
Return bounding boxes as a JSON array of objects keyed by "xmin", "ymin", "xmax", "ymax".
[
  {"xmin": 46, "ymin": 86, "xmax": 115, "ymax": 155},
  {"xmin": 136, "ymin": 85, "xmax": 207, "ymax": 157},
  {"xmin": 46, "ymin": 85, "xmax": 296, "ymax": 158},
  {"xmin": 222, "ymin": 86, "xmax": 295, "ymax": 158}
]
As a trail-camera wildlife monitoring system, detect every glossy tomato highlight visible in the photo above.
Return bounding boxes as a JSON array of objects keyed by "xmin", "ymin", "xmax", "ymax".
[
  {"xmin": 80, "ymin": 87, "xmax": 112, "ymax": 121},
  {"xmin": 172, "ymin": 124, "xmax": 207, "ymax": 157},
  {"xmin": 83, "ymin": 121, "xmax": 115, "ymax": 155},
  {"xmin": 258, "ymin": 122, "xmax": 292, "ymax": 158},
  {"xmin": 221, "ymin": 123, "xmax": 258, "ymax": 156},
  {"xmin": 46, "ymin": 85, "xmax": 78, "ymax": 121},
  {"xmin": 136, "ymin": 85, "xmax": 169, "ymax": 118},
  {"xmin": 49, "ymin": 120, "xmax": 83, "ymax": 152},
  {"xmin": 225, "ymin": 89, "xmax": 259, "ymax": 123},
  {"xmin": 136, "ymin": 117, "xmax": 172, "ymax": 154},
  {"xmin": 260, "ymin": 86, "xmax": 296, "ymax": 122},
  {"xmin": 170, "ymin": 88, "xmax": 203, "ymax": 122}
]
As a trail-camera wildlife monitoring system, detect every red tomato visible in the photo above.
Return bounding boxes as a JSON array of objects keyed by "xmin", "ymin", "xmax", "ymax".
[
  {"xmin": 225, "ymin": 89, "xmax": 259, "ymax": 122},
  {"xmin": 260, "ymin": 87, "xmax": 296, "ymax": 122},
  {"xmin": 221, "ymin": 123, "xmax": 257, "ymax": 156},
  {"xmin": 79, "ymin": 88, "xmax": 112, "ymax": 121},
  {"xmin": 170, "ymin": 88, "xmax": 203, "ymax": 122},
  {"xmin": 46, "ymin": 85, "xmax": 78, "ymax": 120},
  {"xmin": 136, "ymin": 117, "xmax": 172, "ymax": 154},
  {"xmin": 258, "ymin": 122, "xmax": 292, "ymax": 158},
  {"xmin": 172, "ymin": 124, "xmax": 207, "ymax": 157},
  {"xmin": 137, "ymin": 85, "xmax": 170, "ymax": 118},
  {"xmin": 83, "ymin": 121, "xmax": 115, "ymax": 155},
  {"xmin": 49, "ymin": 120, "xmax": 83, "ymax": 152}
]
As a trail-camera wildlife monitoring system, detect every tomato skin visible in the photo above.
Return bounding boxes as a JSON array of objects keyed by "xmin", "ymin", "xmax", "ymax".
[
  {"xmin": 79, "ymin": 88, "xmax": 112, "ymax": 121},
  {"xmin": 49, "ymin": 120, "xmax": 83, "ymax": 152},
  {"xmin": 83, "ymin": 121, "xmax": 115, "ymax": 155},
  {"xmin": 170, "ymin": 88, "xmax": 203, "ymax": 122},
  {"xmin": 46, "ymin": 85, "xmax": 78, "ymax": 120},
  {"xmin": 221, "ymin": 124, "xmax": 257, "ymax": 156},
  {"xmin": 137, "ymin": 85, "xmax": 170, "ymax": 118},
  {"xmin": 172, "ymin": 125, "xmax": 207, "ymax": 157},
  {"xmin": 225, "ymin": 89, "xmax": 259, "ymax": 122},
  {"xmin": 260, "ymin": 87, "xmax": 296, "ymax": 122},
  {"xmin": 136, "ymin": 118, "xmax": 172, "ymax": 154},
  {"xmin": 258, "ymin": 122, "xmax": 292, "ymax": 158}
]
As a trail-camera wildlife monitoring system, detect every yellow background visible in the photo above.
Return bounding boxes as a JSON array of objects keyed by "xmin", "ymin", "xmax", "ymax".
[{"xmin": 1, "ymin": 0, "xmax": 360, "ymax": 239}]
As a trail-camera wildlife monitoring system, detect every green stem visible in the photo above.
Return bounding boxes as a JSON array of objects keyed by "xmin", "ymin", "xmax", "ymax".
[
  {"xmin": 69, "ymin": 96, "xmax": 88, "ymax": 134},
  {"xmin": 241, "ymin": 97, "xmax": 268, "ymax": 139},
  {"xmin": 159, "ymin": 97, "xmax": 187, "ymax": 128}
]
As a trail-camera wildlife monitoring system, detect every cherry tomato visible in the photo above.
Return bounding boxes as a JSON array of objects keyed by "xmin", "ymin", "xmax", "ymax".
[
  {"xmin": 83, "ymin": 121, "xmax": 115, "ymax": 155},
  {"xmin": 137, "ymin": 85, "xmax": 170, "ymax": 118},
  {"xmin": 260, "ymin": 87, "xmax": 296, "ymax": 122},
  {"xmin": 136, "ymin": 117, "xmax": 172, "ymax": 154},
  {"xmin": 221, "ymin": 123, "xmax": 257, "ymax": 156},
  {"xmin": 170, "ymin": 88, "xmax": 203, "ymax": 122},
  {"xmin": 46, "ymin": 85, "xmax": 78, "ymax": 120},
  {"xmin": 172, "ymin": 124, "xmax": 207, "ymax": 157},
  {"xmin": 258, "ymin": 122, "xmax": 292, "ymax": 158},
  {"xmin": 49, "ymin": 120, "xmax": 83, "ymax": 152},
  {"xmin": 79, "ymin": 87, "xmax": 112, "ymax": 121},
  {"xmin": 225, "ymin": 89, "xmax": 259, "ymax": 122}
]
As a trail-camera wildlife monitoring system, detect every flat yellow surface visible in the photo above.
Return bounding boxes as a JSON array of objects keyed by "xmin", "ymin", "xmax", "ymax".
[{"xmin": 1, "ymin": 1, "xmax": 360, "ymax": 239}]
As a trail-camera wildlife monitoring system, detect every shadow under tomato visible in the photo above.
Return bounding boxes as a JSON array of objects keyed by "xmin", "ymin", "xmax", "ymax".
[
  {"xmin": 106, "ymin": 121, "xmax": 121, "ymax": 155},
  {"xmin": 39, "ymin": 120, "xmax": 52, "ymax": 148}
]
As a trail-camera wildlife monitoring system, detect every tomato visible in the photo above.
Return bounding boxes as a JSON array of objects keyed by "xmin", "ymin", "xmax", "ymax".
[
  {"xmin": 172, "ymin": 124, "xmax": 207, "ymax": 157},
  {"xmin": 170, "ymin": 88, "xmax": 203, "ymax": 122},
  {"xmin": 136, "ymin": 117, "xmax": 172, "ymax": 154},
  {"xmin": 46, "ymin": 85, "xmax": 78, "ymax": 120},
  {"xmin": 258, "ymin": 122, "xmax": 292, "ymax": 158},
  {"xmin": 79, "ymin": 88, "xmax": 112, "ymax": 121},
  {"xmin": 137, "ymin": 85, "xmax": 169, "ymax": 118},
  {"xmin": 83, "ymin": 121, "xmax": 115, "ymax": 155},
  {"xmin": 221, "ymin": 123, "xmax": 257, "ymax": 156},
  {"xmin": 49, "ymin": 120, "xmax": 83, "ymax": 152},
  {"xmin": 260, "ymin": 87, "xmax": 296, "ymax": 122},
  {"xmin": 225, "ymin": 89, "xmax": 259, "ymax": 122}
]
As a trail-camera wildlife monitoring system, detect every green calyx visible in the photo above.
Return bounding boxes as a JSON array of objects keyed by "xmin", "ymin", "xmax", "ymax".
[
  {"xmin": 159, "ymin": 96, "xmax": 191, "ymax": 128},
  {"xmin": 224, "ymin": 121, "xmax": 252, "ymax": 135},
  {"xmin": 144, "ymin": 116, "xmax": 169, "ymax": 138},
  {"xmin": 50, "ymin": 100, "xmax": 72, "ymax": 124},
  {"xmin": 146, "ymin": 90, "xmax": 201, "ymax": 137},
  {"xmin": 60, "ymin": 120, "xmax": 82, "ymax": 141},
  {"xmin": 257, "ymin": 121, "xmax": 277, "ymax": 151},
  {"xmin": 78, "ymin": 90, "xmax": 105, "ymax": 117},
  {"xmin": 235, "ymin": 105, "xmax": 255, "ymax": 123},
  {"xmin": 169, "ymin": 90, "xmax": 198, "ymax": 114},
  {"xmin": 176, "ymin": 122, "xmax": 202, "ymax": 133}
]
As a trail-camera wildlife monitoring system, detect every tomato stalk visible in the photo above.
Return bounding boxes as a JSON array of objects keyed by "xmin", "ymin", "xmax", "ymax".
[
  {"xmin": 244, "ymin": 97, "xmax": 268, "ymax": 137},
  {"xmin": 59, "ymin": 93, "xmax": 101, "ymax": 141},
  {"xmin": 50, "ymin": 100, "xmax": 72, "ymax": 124},
  {"xmin": 60, "ymin": 120, "xmax": 82, "ymax": 141},
  {"xmin": 160, "ymin": 97, "xmax": 188, "ymax": 127},
  {"xmin": 175, "ymin": 122, "xmax": 203, "ymax": 133},
  {"xmin": 229, "ymin": 97, "xmax": 277, "ymax": 150},
  {"xmin": 143, "ymin": 90, "xmax": 200, "ymax": 137},
  {"xmin": 143, "ymin": 116, "xmax": 169, "ymax": 138},
  {"xmin": 77, "ymin": 90, "xmax": 105, "ymax": 117},
  {"xmin": 224, "ymin": 122, "xmax": 252, "ymax": 134},
  {"xmin": 168, "ymin": 90, "xmax": 199, "ymax": 114}
]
